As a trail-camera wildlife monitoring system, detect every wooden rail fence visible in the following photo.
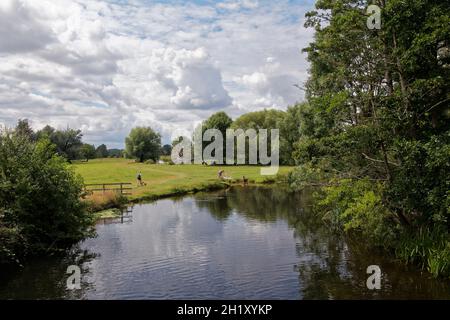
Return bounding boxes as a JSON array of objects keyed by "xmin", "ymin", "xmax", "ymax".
[{"xmin": 84, "ymin": 183, "xmax": 133, "ymax": 196}]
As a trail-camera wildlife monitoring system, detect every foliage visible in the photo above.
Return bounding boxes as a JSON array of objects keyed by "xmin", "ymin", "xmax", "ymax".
[
  {"xmin": 201, "ymin": 112, "xmax": 233, "ymax": 163},
  {"xmin": 107, "ymin": 148, "xmax": 124, "ymax": 158},
  {"xmin": 83, "ymin": 191, "xmax": 127, "ymax": 213},
  {"xmin": 159, "ymin": 155, "xmax": 172, "ymax": 163},
  {"xmin": 203, "ymin": 111, "xmax": 233, "ymax": 135},
  {"xmin": 231, "ymin": 109, "xmax": 289, "ymax": 164},
  {"xmin": 36, "ymin": 125, "xmax": 83, "ymax": 160},
  {"xmin": 315, "ymin": 179, "xmax": 398, "ymax": 246},
  {"xmin": 231, "ymin": 109, "xmax": 284, "ymax": 131},
  {"xmin": 277, "ymin": 103, "xmax": 309, "ymax": 165},
  {"xmin": 287, "ymin": 0, "xmax": 450, "ymax": 277},
  {"xmin": 161, "ymin": 144, "xmax": 172, "ymax": 156},
  {"xmin": 80, "ymin": 144, "xmax": 96, "ymax": 161},
  {"xmin": 95, "ymin": 144, "xmax": 109, "ymax": 158},
  {"xmin": 125, "ymin": 127, "xmax": 162, "ymax": 162},
  {"xmin": 14, "ymin": 119, "xmax": 35, "ymax": 140},
  {"xmin": 0, "ymin": 130, "xmax": 94, "ymax": 265},
  {"xmin": 396, "ymin": 227, "xmax": 450, "ymax": 279},
  {"xmin": 387, "ymin": 133, "xmax": 450, "ymax": 226}
]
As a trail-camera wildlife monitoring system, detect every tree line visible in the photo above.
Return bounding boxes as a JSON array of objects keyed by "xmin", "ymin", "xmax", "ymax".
[
  {"xmin": 286, "ymin": 0, "xmax": 449, "ymax": 278},
  {"xmin": 14, "ymin": 119, "xmax": 125, "ymax": 161}
]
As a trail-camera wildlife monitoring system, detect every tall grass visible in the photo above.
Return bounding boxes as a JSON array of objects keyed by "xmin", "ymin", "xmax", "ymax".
[
  {"xmin": 396, "ymin": 227, "xmax": 450, "ymax": 278},
  {"xmin": 83, "ymin": 191, "xmax": 127, "ymax": 213}
]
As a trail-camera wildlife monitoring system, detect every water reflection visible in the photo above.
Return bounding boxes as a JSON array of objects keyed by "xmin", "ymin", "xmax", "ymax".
[
  {"xmin": 197, "ymin": 187, "xmax": 450, "ymax": 299},
  {"xmin": 0, "ymin": 248, "xmax": 96, "ymax": 300},
  {"xmin": 0, "ymin": 186, "xmax": 449, "ymax": 299}
]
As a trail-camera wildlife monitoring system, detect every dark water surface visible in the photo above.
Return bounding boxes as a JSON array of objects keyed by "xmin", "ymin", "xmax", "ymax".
[{"xmin": 1, "ymin": 186, "xmax": 449, "ymax": 299}]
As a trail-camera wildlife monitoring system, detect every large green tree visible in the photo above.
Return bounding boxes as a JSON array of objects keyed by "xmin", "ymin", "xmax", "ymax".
[
  {"xmin": 80, "ymin": 144, "xmax": 96, "ymax": 162},
  {"xmin": 289, "ymin": 0, "xmax": 450, "ymax": 277},
  {"xmin": 277, "ymin": 105, "xmax": 309, "ymax": 165},
  {"xmin": 36, "ymin": 126, "xmax": 83, "ymax": 161},
  {"xmin": 125, "ymin": 127, "xmax": 162, "ymax": 162},
  {"xmin": 14, "ymin": 119, "xmax": 35, "ymax": 141},
  {"xmin": 231, "ymin": 109, "xmax": 285, "ymax": 164},
  {"xmin": 201, "ymin": 112, "xmax": 233, "ymax": 163},
  {"xmin": 95, "ymin": 144, "xmax": 109, "ymax": 158},
  {"xmin": 0, "ymin": 130, "xmax": 94, "ymax": 265},
  {"xmin": 203, "ymin": 112, "xmax": 233, "ymax": 136}
]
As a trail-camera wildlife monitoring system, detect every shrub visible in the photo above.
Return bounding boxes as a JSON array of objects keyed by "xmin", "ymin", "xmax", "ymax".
[
  {"xmin": 83, "ymin": 191, "xmax": 127, "ymax": 212},
  {"xmin": 315, "ymin": 179, "xmax": 397, "ymax": 247},
  {"xmin": 159, "ymin": 155, "xmax": 171, "ymax": 163},
  {"xmin": 0, "ymin": 226, "xmax": 26, "ymax": 265},
  {"xmin": 0, "ymin": 131, "xmax": 94, "ymax": 264}
]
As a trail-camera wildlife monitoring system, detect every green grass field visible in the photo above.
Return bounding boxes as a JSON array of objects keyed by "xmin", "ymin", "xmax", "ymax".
[{"xmin": 72, "ymin": 158, "xmax": 293, "ymax": 201}]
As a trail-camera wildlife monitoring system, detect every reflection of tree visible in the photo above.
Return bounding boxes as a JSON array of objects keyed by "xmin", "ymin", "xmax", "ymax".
[
  {"xmin": 0, "ymin": 246, "xmax": 96, "ymax": 299},
  {"xmin": 194, "ymin": 186, "xmax": 450, "ymax": 299},
  {"xmin": 195, "ymin": 193, "xmax": 233, "ymax": 221},
  {"xmin": 195, "ymin": 186, "xmax": 303, "ymax": 222}
]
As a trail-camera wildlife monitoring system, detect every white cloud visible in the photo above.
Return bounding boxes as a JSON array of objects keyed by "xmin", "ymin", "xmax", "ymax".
[
  {"xmin": 217, "ymin": 0, "xmax": 259, "ymax": 11},
  {"xmin": 0, "ymin": 0, "xmax": 314, "ymax": 147}
]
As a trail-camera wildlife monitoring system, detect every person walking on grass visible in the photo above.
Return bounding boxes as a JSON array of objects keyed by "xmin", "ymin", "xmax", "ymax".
[{"xmin": 137, "ymin": 172, "xmax": 146, "ymax": 186}]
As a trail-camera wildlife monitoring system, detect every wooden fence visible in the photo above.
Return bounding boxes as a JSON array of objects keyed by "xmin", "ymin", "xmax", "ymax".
[{"xmin": 84, "ymin": 183, "xmax": 133, "ymax": 196}]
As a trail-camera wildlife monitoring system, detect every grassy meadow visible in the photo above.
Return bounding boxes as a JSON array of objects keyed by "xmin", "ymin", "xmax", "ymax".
[{"xmin": 72, "ymin": 158, "xmax": 293, "ymax": 202}]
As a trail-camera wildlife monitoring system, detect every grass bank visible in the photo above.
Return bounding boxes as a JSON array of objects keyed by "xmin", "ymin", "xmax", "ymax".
[{"xmin": 73, "ymin": 158, "xmax": 293, "ymax": 217}]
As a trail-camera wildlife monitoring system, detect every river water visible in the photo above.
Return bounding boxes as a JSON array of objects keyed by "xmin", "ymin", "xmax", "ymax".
[{"xmin": 0, "ymin": 186, "xmax": 449, "ymax": 299}]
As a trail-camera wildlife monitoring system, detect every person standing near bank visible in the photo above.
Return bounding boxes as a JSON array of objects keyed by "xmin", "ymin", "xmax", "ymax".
[{"xmin": 137, "ymin": 172, "xmax": 146, "ymax": 186}]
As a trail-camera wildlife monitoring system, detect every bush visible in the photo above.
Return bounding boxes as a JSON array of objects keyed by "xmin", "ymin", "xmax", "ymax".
[
  {"xmin": 312, "ymin": 176, "xmax": 450, "ymax": 278},
  {"xmin": 145, "ymin": 159, "xmax": 155, "ymax": 165},
  {"xmin": 83, "ymin": 191, "xmax": 127, "ymax": 212},
  {"xmin": 388, "ymin": 133, "xmax": 450, "ymax": 226},
  {"xmin": 0, "ymin": 226, "xmax": 26, "ymax": 265},
  {"xmin": 0, "ymin": 132, "xmax": 94, "ymax": 264},
  {"xmin": 315, "ymin": 179, "xmax": 398, "ymax": 247}
]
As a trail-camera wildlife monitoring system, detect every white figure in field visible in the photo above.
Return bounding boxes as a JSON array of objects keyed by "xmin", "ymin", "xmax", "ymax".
[{"xmin": 218, "ymin": 170, "xmax": 232, "ymax": 181}]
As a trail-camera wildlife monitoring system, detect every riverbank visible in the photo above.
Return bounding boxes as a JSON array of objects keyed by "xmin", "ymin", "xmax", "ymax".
[{"xmin": 73, "ymin": 159, "xmax": 293, "ymax": 219}]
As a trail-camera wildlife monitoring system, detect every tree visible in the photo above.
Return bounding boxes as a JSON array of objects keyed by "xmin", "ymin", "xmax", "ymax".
[
  {"xmin": 161, "ymin": 144, "xmax": 172, "ymax": 156},
  {"xmin": 203, "ymin": 111, "xmax": 233, "ymax": 135},
  {"xmin": 231, "ymin": 109, "xmax": 285, "ymax": 164},
  {"xmin": 289, "ymin": 0, "xmax": 450, "ymax": 277},
  {"xmin": 95, "ymin": 144, "xmax": 108, "ymax": 158},
  {"xmin": 36, "ymin": 126, "xmax": 83, "ymax": 161},
  {"xmin": 80, "ymin": 144, "xmax": 96, "ymax": 162},
  {"xmin": 231, "ymin": 109, "xmax": 284, "ymax": 131},
  {"xmin": 107, "ymin": 149, "xmax": 124, "ymax": 158},
  {"xmin": 14, "ymin": 119, "xmax": 35, "ymax": 140},
  {"xmin": 125, "ymin": 127, "xmax": 161, "ymax": 162},
  {"xmin": 278, "ymin": 104, "xmax": 308, "ymax": 165},
  {"xmin": 202, "ymin": 112, "xmax": 233, "ymax": 163},
  {"xmin": 0, "ymin": 130, "xmax": 94, "ymax": 265}
]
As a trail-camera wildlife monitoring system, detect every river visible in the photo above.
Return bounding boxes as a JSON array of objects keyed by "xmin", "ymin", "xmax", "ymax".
[{"xmin": 0, "ymin": 186, "xmax": 449, "ymax": 299}]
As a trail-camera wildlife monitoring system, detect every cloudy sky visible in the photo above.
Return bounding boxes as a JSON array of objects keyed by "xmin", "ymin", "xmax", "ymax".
[{"xmin": 0, "ymin": 0, "xmax": 315, "ymax": 147}]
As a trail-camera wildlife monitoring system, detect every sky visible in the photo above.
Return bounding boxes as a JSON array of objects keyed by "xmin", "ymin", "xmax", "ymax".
[{"xmin": 0, "ymin": 0, "xmax": 316, "ymax": 147}]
